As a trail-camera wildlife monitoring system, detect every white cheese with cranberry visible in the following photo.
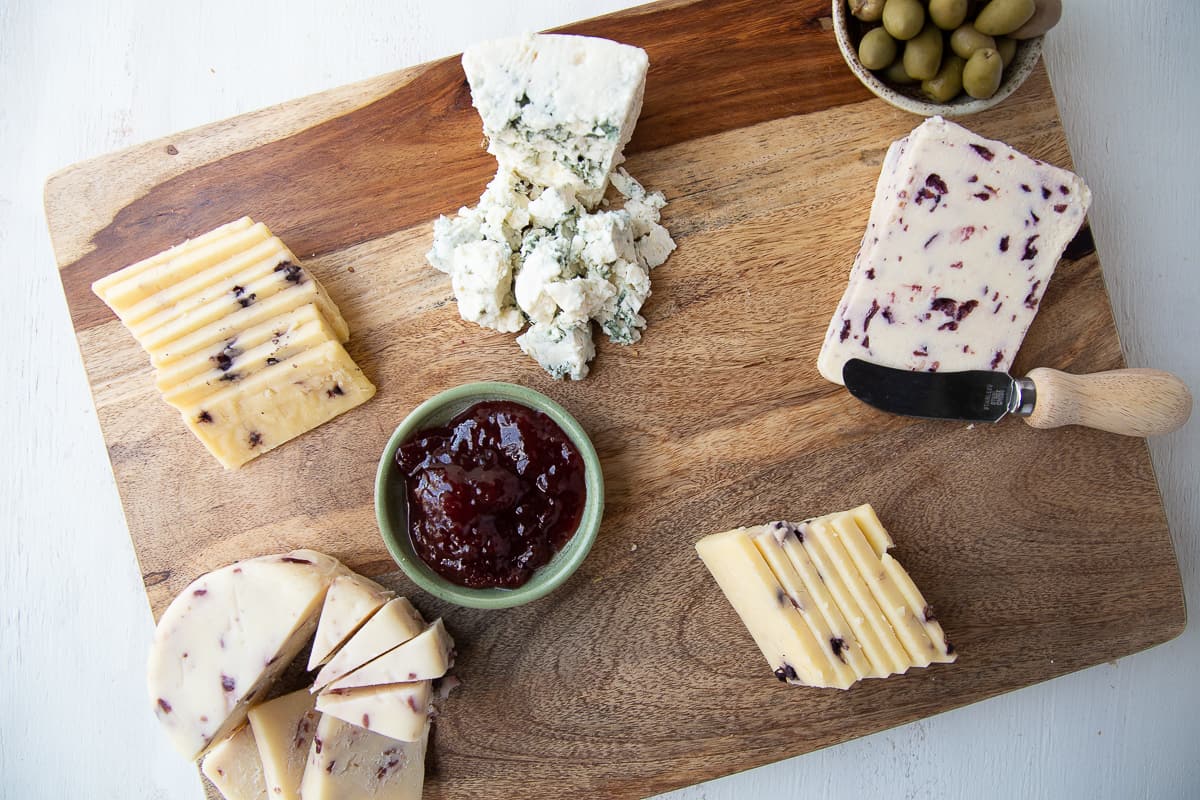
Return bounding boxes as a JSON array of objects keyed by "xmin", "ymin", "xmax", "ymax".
[{"xmin": 817, "ymin": 116, "xmax": 1091, "ymax": 384}]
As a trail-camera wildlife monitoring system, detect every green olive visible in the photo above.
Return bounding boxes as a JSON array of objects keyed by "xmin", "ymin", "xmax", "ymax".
[
  {"xmin": 928, "ymin": 0, "xmax": 968, "ymax": 30},
  {"xmin": 849, "ymin": 0, "xmax": 886, "ymax": 23},
  {"xmin": 950, "ymin": 24, "xmax": 997, "ymax": 59},
  {"xmin": 922, "ymin": 55, "xmax": 966, "ymax": 102},
  {"xmin": 996, "ymin": 36, "xmax": 1018, "ymax": 67},
  {"xmin": 1011, "ymin": 0, "xmax": 1062, "ymax": 39},
  {"xmin": 902, "ymin": 22, "xmax": 945, "ymax": 81},
  {"xmin": 974, "ymin": 0, "xmax": 1036, "ymax": 37},
  {"xmin": 858, "ymin": 27, "xmax": 899, "ymax": 70},
  {"xmin": 882, "ymin": 58, "xmax": 919, "ymax": 85},
  {"xmin": 963, "ymin": 47, "xmax": 1004, "ymax": 98},
  {"xmin": 882, "ymin": 0, "xmax": 925, "ymax": 41}
]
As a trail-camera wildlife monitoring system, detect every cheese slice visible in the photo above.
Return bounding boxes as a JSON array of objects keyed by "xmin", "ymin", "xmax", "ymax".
[
  {"xmin": 137, "ymin": 255, "xmax": 330, "ymax": 351},
  {"xmin": 154, "ymin": 304, "xmax": 329, "ymax": 393},
  {"xmin": 121, "ymin": 236, "xmax": 288, "ymax": 331},
  {"xmin": 92, "ymin": 217, "xmax": 256, "ymax": 307},
  {"xmin": 325, "ymin": 619, "xmax": 455, "ymax": 692},
  {"xmin": 312, "ymin": 598, "xmax": 426, "ymax": 693},
  {"xmin": 750, "ymin": 524, "xmax": 865, "ymax": 687},
  {"xmin": 817, "ymin": 116, "xmax": 1091, "ymax": 384},
  {"xmin": 799, "ymin": 517, "xmax": 913, "ymax": 677},
  {"xmin": 308, "ymin": 574, "xmax": 395, "ymax": 671},
  {"xmin": 694, "ymin": 528, "xmax": 830, "ymax": 686},
  {"xmin": 162, "ymin": 316, "xmax": 337, "ymax": 410},
  {"xmin": 96, "ymin": 221, "xmax": 273, "ymax": 316},
  {"xmin": 201, "ymin": 725, "xmax": 268, "ymax": 800},
  {"xmin": 247, "ymin": 688, "xmax": 319, "ymax": 800},
  {"xmin": 182, "ymin": 339, "xmax": 375, "ymax": 469},
  {"xmin": 299, "ymin": 715, "xmax": 426, "ymax": 800},
  {"xmin": 149, "ymin": 278, "xmax": 349, "ymax": 368},
  {"xmin": 697, "ymin": 505, "xmax": 956, "ymax": 689},
  {"xmin": 462, "ymin": 33, "xmax": 649, "ymax": 208},
  {"xmin": 147, "ymin": 550, "xmax": 346, "ymax": 760},
  {"xmin": 315, "ymin": 681, "xmax": 433, "ymax": 743}
]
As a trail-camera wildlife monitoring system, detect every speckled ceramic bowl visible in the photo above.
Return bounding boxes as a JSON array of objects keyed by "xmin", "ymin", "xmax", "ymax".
[
  {"xmin": 375, "ymin": 382, "xmax": 604, "ymax": 610},
  {"xmin": 832, "ymin": 1, "xmax": 1043, "ymax": 117}
]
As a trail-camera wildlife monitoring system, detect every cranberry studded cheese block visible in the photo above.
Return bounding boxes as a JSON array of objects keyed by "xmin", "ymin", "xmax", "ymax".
[
  {"xmin": 817, "ymin": 117, "xmax": 1091, "ymax": 384},
  {"xmin": 146, "ymin": 550, "xmax": 346, "ymax": 760},
  {"xmin": 696, "ymin": 505, "xmax": 955, "ymax": 690},
  {"xmin": 91, "ymin": 217, "xmax": 372, "ymax": 468},
  {"xmin": 299, "ymin": 715, "xmax": 427, "ymax": 800},
  {"xmin": 308, "ymin": 574, "xmax": 395, "ymax": 671},
  {"xmin": 312, "ymin": 597, "xmax": 427, "ymax": 693},
  {"xmin": 315, "ymin": 681, "xmax": 434, "ymax": 743},
  {"xmin": 200, "ymin": 725, "xmax": 268, "ymax": 800},
  {"xmin": 247, "ymin": 689, "xmax": 319, "ymax": 800},
  {"xmin": 324, "ymin": 619, "xmax": 455, "ymax": 692}
]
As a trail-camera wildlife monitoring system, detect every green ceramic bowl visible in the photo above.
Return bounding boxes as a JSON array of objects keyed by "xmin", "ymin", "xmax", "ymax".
[{"xmin": 375, "ymin": 382, "xmax": 604, "ymax": 609}]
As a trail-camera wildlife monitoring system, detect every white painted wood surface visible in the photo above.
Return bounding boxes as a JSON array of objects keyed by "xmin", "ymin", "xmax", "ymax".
[{"xmin": 2, "ymin": 1, "xmax": 1196, "ymax": 797}]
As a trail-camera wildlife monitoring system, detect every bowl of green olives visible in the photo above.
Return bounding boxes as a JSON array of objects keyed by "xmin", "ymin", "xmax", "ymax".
[{"xmin": 834, "ymin": 0, "xmax": 1061, "ymax": 116}]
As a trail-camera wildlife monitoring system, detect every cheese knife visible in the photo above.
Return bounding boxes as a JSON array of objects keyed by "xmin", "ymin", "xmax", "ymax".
[{"xmin": 842, "ymin": 358, "xmax": 1192, "ymax": 437}]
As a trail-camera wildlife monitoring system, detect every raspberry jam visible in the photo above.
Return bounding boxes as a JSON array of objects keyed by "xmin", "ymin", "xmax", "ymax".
[{"xmin": 395, "ymin": 400, "xmax": 587, "ymax": 589}]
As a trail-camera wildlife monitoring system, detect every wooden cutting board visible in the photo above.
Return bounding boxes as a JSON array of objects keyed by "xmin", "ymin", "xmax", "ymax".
[{"xmin": 44, "ymin": 0, "xmax": 1185, "ymax": 797}]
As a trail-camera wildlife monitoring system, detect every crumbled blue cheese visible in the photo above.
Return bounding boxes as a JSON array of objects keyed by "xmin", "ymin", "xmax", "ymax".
[
  {"xmin": 516, "ymin": 321, "xmax": 596, "ymax": 381},
  {"xmin": 426, "ymin": 34, "xmax": 677, "ymax": 380},
  {"xmin": 462, "ymin": 33, "xmax": 648, "ymax": 209}
]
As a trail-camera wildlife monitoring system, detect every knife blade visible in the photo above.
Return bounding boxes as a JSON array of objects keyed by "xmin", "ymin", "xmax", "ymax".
[{"xmin": 841, "ymin": 358, "xmax": 1192, "ymax": 437}]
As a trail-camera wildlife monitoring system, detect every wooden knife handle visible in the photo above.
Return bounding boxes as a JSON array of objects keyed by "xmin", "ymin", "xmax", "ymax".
[{"xmin": 1024, "ymin": 368, "xmax": 1192, "ymax": 436}]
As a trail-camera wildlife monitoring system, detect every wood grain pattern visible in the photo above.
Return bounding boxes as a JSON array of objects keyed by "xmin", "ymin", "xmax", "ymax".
[{"xmin": 41, "ymin": 1, "xmax": 1185, "ymax": 798}]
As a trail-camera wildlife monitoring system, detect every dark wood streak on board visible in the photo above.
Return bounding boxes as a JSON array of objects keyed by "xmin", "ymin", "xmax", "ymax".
[{"xmin": 57, "ymin": 0, "xmax": 868, "ymax": 333}]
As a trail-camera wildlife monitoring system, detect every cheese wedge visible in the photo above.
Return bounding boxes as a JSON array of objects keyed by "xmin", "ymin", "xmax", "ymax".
[
  {"xmin": 750, "ymin": 524, "xmax": 865, "ymax": 687},
  {"xmin": 92, "ymin": 217, "xmax": 256, "ymax": 308},
  {"xmin": 201, "ymin": 725, "xmax": 268, "ymax": 800},
  {"xmin": 299, "ymin": 715, "xmax": 426, "ymax": 800},
  {"xmin": 154, "ymin": 303, "xmax": 329, "ymax": 393},
  {"xmin": 147, "ymin": 550, "xmax": 346, "ymax": 760},
  {"xmin": 325, "ymin": 619, "xmax": 455, "ymax": 692},
  {"xmin": 308, "ymin": 574, "xmax": 395, "ymax": 671},
  {"xmin": 315, "ymin": 681, "xmax": 433, "ymax": 742},
  {"xmin": 122, "ymin": 236, "xmax": 288, "ymax": 331},
  {"xmin": 247, "ymin": 688, "xmax": 319, "ymax": 800},
  {"xmin": 697, "ymin": 505, "xmax": 955, "ymax": 689},
  {"xmin": 182, "ymin": 339, "xmax": 375, "ymax": 469},
  {"xmin": 162, "ymin": 316, "xmax": 338, "ymax": 410},
  {"xmin": 149, "ymin": 278, "xmax": 349, "ymax": 368},
  {"xmin": 98, "ymin": 221, "xmax": 273, "ymax": 316},
  {"xmin": 312, "ymin": 598, "xmax": 426, "ymax": 693}
]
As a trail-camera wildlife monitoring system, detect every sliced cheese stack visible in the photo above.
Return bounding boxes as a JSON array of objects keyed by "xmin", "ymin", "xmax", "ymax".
[
  {"xmin": 696, "ymin": 504, "xmax": 955, "ymax": 690},
  {"xmin": 91, "ymin": 217, "xmax": 374, "ymax": 468}
]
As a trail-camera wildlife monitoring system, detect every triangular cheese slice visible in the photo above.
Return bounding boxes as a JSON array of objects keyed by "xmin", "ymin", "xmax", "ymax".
[
  {"xmin": 247, "ymin": 688, "xmax": 319, "ymax": 799},
  {"xmin": 307, "ymin": 574, "xmax": 394, "ymax": 670},
  {"xmin": 315, "ymin": 681, "xmax": 432, "ymax": 743},
  {"xmin": 324, "ymin": 619, "xmax": 454, "ymax": 692}
]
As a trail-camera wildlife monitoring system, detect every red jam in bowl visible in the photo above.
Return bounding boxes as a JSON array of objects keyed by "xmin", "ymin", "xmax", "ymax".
[{"xmin": 395, "ymin": 400, "xmax": 586, "ymax": 589}]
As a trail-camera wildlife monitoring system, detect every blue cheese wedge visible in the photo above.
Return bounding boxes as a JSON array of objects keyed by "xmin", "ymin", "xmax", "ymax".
[
  {"xmin": 427, "ymin": 34, "xmax": 676, "ymax": 380},
  {"xmin": 696, "ymin": 505, "xmax": 955, "ymax": 689},
  {"xmin": 147, "ymin": 550, "xmax": 346, "ymax": 760},
  {"xmin": 299, "ymin": 715, "xmax": 426, "ymax": 800},
  {"xmin": 462, "ymin": 33, "xmax": 648, "ymax": 209},
  {"xmin": 818, "ymin": 116, "xmax": 1091, "ymax": 384}
]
